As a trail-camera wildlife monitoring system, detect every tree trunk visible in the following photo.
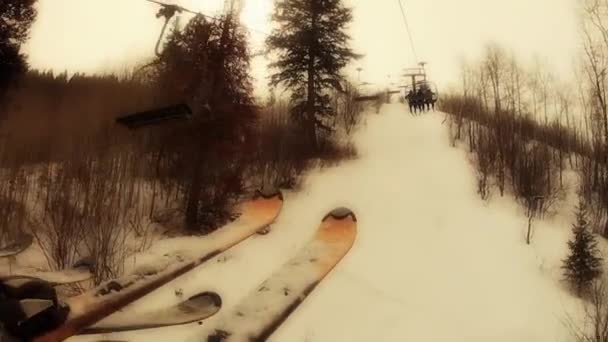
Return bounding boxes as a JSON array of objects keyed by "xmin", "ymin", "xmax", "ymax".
[
  {"xmin": 526, "ymin": 208, "xmax": 533, "ymax": 245},
  {"xmin": 184, "ymin": 14, "xmax": 234, "ymax": 230},
  {"xmin": 306, "ymin": 3, "xmax": 318, "ymax": 150},
  {"xmin": 185, "ymin": 153, "xmax": 203, "ymax": 230}
]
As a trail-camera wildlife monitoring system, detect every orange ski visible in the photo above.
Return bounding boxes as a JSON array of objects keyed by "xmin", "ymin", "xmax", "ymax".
[{"xmin": 206, "ymin": 207, "xmax": 357, "ymax": 342}]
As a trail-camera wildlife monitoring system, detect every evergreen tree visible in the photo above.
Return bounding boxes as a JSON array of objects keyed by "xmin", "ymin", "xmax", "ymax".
[
  {"xmin": 266, "ymin": 0, "xmax": 359, "ymax": 149},
  {"xmin": 154, "ymin": 14, "xmax": 256, "ymax": 230},
  {"xmin": 562, "ymin": 199, "xmax": 603, "ymax": 295},
  {"xmin": 0, "ymin": 0, "xmax": 37, "ymax": 93},
  {"xmin": 156, "ymin": 14, "xmax": 253, "ymax": 106}
]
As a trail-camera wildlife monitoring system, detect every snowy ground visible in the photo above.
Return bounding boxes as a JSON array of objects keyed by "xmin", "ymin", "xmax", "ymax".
[{"xmin": 71, "ymin": 103, "xmax": 587, "ymax": 342}]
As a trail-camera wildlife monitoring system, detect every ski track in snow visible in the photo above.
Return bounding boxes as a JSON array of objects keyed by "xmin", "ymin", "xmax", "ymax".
[{"xmin": 70, "ymin": 104, "xmax": 585, "ymax": 342}]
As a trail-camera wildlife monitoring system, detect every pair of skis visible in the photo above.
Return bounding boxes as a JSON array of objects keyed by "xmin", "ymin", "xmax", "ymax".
[
  {"xmin": 89, "ymin": 206, "xmax": 357, "ymax": 342},
  {"xmin": 2, "ymin": 189, "xmax": 357, "ymax": 341}
]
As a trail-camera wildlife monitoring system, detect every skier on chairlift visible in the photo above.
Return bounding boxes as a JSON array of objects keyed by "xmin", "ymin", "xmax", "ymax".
[
  {"xmin": 415, "ymin": 88, "xmax": 425, "ymax": 114},
  {"xmin": 405, "ymin": 89, "xmax": 414, "ymax": 113},
  {"xmin": 423, "ymin": 85, "xmax": 434, "ymax": 111}
]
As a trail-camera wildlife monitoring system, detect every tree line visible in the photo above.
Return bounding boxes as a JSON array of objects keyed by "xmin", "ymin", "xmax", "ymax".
[
  {"xmin": 440, "ymin": 1, "xmax": 608, "ymax": 240},
  {"xmin": 439, "ymin": 2, "xmax": 608, "ymax": 335}
]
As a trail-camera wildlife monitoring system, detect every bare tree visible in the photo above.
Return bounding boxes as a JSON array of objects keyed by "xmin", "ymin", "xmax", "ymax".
[
  {"xmin": 579, "ymin": 0, "xmax": 608, "ymax": 235},
  {"xmin": 512, "ymin": 143, "xmax": 558, "ymax": 244},
  {"xmin": 483, "ymin": 43, "xmax": 509, "ymax": 195},
  {"xmin": 484, "ymin": 43, "xmax": 506, "ymax": 114},
  {"xmin": 567, "ymin": 277, "xmax": 608, "ymax": 342},
  {"xmin": 583, "ymin": 0, "xmax": 608, "ymax": 149},
  {"xmin": 335, "ymin": 80, "xmax": 364, "ymax": 134}
]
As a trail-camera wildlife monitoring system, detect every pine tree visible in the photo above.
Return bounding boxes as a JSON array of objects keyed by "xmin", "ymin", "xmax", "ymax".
[
  {"xmin": 156, "ymin": 15, "xmax": 253, "ymax": 106},
  {"xmin": 0, "ymin": 0, "xmax": 37, "ymax": 92},
  {"xmin": 562, "ymin": 199, "xmax": 603, "ymax": 295},
  {"xmin": 266, "ymin": 0, "xmax": 359, "ymax": 149},
  {"xmin": 154, "ymin": 15, "xmax": 256, "ymax": 230}
]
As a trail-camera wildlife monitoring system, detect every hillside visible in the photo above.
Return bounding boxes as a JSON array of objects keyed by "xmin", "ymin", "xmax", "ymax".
[{"xmin": 70, "ymin": 103, "xmax": 588, "ymax": 342}]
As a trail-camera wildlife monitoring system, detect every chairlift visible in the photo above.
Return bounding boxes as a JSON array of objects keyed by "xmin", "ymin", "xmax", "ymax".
[
  {"xmin": 400, "ymin": 62, "xmax": 438, "ymax": 101},
  {"xmin": 399, "ymin": 81, "xmax": 438, "ymax": 101},
  {"xmin": 115, "ymin": 103, "xmax": 196, "ymax": 129},
  {"xmin": 144, "ymin": 0, "xmax": 203, "ymax": 57}
]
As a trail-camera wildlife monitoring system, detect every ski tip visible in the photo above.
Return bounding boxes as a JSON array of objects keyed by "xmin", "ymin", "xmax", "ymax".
[
  {"xmin": 72, "ymin": 256, "xmax": 96, "ymax": 271},
  {"xmin": 253, "ymin": 187, "xmax": 283, "ymax": 201},
  {"xmin": 323, "ymin": 207, "xmax": 356, "ymax": 222},
  {"xmin": 190, "ymin": 291, "xmax": 223, "ymax": 308}
]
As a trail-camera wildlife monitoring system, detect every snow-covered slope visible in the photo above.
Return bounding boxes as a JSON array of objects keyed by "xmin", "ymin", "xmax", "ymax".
[{"xmin": 70, "ymin": 103, "xmax": 585, "ymax": 342}]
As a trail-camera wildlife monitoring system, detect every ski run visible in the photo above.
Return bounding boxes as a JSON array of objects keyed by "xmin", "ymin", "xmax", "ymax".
[{"xmin": 4, "ymin": 104, "xmax": 596, "ymax": 341}]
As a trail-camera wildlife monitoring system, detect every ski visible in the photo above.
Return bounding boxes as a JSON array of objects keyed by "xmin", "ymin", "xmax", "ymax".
[
  {"xmin": 0, "ymin": 257, "xmax": 95, "ymax": 286},
  {"xmin": 0, "ymin": 234, "xmax": 33, "ymax": 258},
  {"xmin": 80, "ymin": 291, "xmax": 222, "ymax": 334},
  {"xmin": 28, "ymin": 188, "xmax": 283, "ymax": 342},
  {"xmin": 206, "ymin": 207, "xmax": 357, "ymax": 342}
]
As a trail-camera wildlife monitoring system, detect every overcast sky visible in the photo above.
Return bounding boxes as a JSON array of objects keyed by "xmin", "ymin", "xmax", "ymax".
[{"xmin": 23, "ymin": 0, "xmax": 580, "ymax": 98}]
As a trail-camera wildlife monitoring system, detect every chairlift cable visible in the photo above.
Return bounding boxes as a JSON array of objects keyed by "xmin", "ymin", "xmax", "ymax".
[{"xmin": 396, "ymin": 0, "xmax": 418, "ymax": 65}]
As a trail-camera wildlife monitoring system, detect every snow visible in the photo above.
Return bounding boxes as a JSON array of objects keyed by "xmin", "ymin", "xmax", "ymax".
[
  {"xmin": 1, "ymin": 267, "xmax": 92, "ymax": 285},
  {"xmin": 84, "ymin": 292, "xmax": 221, "ymax": 334},
  {"xmin": 70, "ymin": 103, "xmax": 586, "ymax": 341},
  {"xmin": 0, "ymin": 235, "xmax": 58, "ymax": 280},
  {"xmin": 0, "ymin": 234, "xmax": 33, "ymax": 258}
]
